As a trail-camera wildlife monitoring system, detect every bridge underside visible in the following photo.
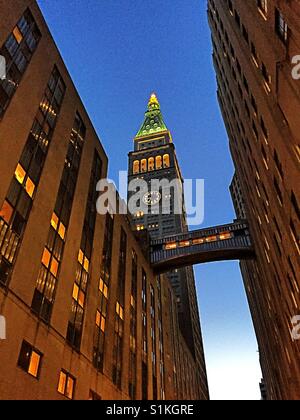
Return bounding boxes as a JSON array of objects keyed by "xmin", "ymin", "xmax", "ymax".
[{"xmin": 152, "ymin": 246, "xmax": 255, "ymax": 274}]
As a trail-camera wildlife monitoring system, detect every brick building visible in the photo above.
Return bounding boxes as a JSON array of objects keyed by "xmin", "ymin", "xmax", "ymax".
[{"xmin": 0, "ymin": 0, "xmax": 208, "ymax": 400}]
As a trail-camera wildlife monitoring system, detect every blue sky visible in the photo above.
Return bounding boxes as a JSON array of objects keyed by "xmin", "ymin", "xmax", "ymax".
[{"xmin": 38, "ymin": 0, "xmax": 262, "ymax": 399}]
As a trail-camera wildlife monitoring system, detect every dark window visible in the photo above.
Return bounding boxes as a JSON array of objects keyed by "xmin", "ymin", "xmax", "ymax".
[
  {"xmin": 89, "ymin": 390, "xmax": 102, "ymax": 400},
  {"xmin": 291, "ymin": 191, "xmax": 300, "ymax": 221},
  {"xmin": 275, "ymin": 9, "xmax": 288, "ymax": 43}
]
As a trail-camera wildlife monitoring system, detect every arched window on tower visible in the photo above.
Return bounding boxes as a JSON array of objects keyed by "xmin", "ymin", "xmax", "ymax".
[
  {"xmin": 163, "ymin": 154, "xmax": 170, "ymax": 168},
  {"xmin": 141, "ymin": 159, "xmax": 147, "ymax": 173},
  {"xmin": 133, "ymin": 160, "xmax": 140, "ymax": 174},
  {"xmin": 148, "ymin": 157, "xmax": 155, "ymax": 171},
  {"xmin": 156, "ymin": 156, "xmax": 162, "ymax": 170}
]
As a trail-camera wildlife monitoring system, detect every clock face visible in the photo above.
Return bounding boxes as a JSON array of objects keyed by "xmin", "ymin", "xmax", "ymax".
[{"xmin": 143, "ymin": 191, "xmax": 161, "ymax": 206}]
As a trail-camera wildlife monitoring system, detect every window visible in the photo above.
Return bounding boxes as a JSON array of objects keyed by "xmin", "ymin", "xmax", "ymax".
[
  {"xmin": 18, "ymin": 341, "xmax": 42, "ymax": 378},
  {"xmin": 251, "ymin": 42, "xmax": 259, "ymax": 67},
  {"xmin": 58, "ymin": 370, "xmax": 75, "ymax": 399},
  {"xmin": 148, "ymin": 157, "xmax": 155, "ymax": 171},
  {"xmin": 274, "ymin": 177, "xmax": 283, "ymax": 206},
  {"xmin": 257, "ymin": 0, "xmax": 267, "ymax": 16},
  {"xmin": 156, "ymin": 156, "xmax": 162, "ymax": 170},
  {"xmin": 133, "ymin": 160, "xmax": 140, "ymax": 175},
  {"xmin": 141, "ymin": 159, "xmax": 147, "ymax": 173},
  {"xmin": 262, "ymin": 63, "xmax": 271, "ymax": 92},
  {"xmin": 89, "ymin": 390, "xmax": 102, "ymax": 400},
  {"xmin": 0, "ymin": 200, "xmax": 13, "ymax": 223},
  {"xmin": 163, "ymin": 154, "xmax": 170, "ymax": 168},
  {"xmin": 275, "ymin": 9, "xmax": 288, "ymax": 44}
]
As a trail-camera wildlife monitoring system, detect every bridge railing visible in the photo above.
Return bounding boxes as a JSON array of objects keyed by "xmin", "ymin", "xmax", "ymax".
[{"xmin": 151, "ymin": 220, "xmax": 249, "ymax": 247}]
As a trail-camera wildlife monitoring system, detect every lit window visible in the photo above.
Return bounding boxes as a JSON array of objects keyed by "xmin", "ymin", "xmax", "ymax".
[
  {"xmin": 25, "ymin": 177, "xmax": 35, "ymax": 198},
  {"xmin": 148, "ymin": 157, "xmax": 155, "ymax": 171},
  {"xmin": 83, "ymin": 257, "xmax": 89, "ymax": 272},
  {"xmin": 99, "ymin": 279, "xmax": 108, "ymax": 298},
  {"xmin": 28, "ymin": 351, "xmax": 41, "ymax": 378},
  {"xmin": 96, "ymin": 311, "xmax": 106, "ymax": 332},
  {"xmin": 58, "ymin": 223, "xmax": 66, "ymax": 240},
  {"xmin": 163, "ymin": 154, "xmax": 170, "ymax": 168},
  {"xmin": 0, "ymin": 200, "xmax": 13, "ymax": 223},
  {"xmin": 219, "ymin": 233, "xmax": 232, "ymax": 240},
  {"xmin": 192, "ymin": 238, "xmax": 205, "ymax": 245},
  {"xmin": 58, "ymin": 370, "xmax": 75, "ymax": 399},
  {"xmin": 15, "ymin": 164, "xmax": 26, "ymax": 184},
  {"xmin": 165, "ymin": 243, "xmax": 177, "ymax": 250},
  {"xmin": 78, "ymin": 290, "xmax": 85, "ymax": 308},
  {"xmin": 116, "ymin": 302, "xmax": 124, "ymax": 320},
  {"xmin": 179, "ymin": 241, "xmax": 190, "ymax": 248},
  {"xmin": 141, "ymin": 159, "xmax": 147, "ymax": 173},
  {"xmin": 58, "ymin": 371, "xmax": 66, "ymax": 395},
  {"xmin": 156, "ymin": 156, "xmax": 162, "ymax": 170},
  {"xmin": 73, "ymin": 283, "xmax": 79, "ymax": 301},
  {"xmin": 206, "ymin": 236, "xmax": 218, "ymax": 243},
  {"xmin": 133, "ymin": 160, "xmax": 140, "ymax": 175},
  {"xmin": 51, "ymin": 213, "xmax": 59, "ymax": 230},
  {"xmin": 42, "ymin": 248, "xmax": 51, "ymax": 268},
  {"xmin": 13, "ymin": 26, "xmax": 23, "ymax": 44},
  {"xmin": 50, "ymin": 257, "xmax": 59, "ymax": 277},
  {"xmin": 18, "ymin": 341, "xmax": 42, "ymax": 379},
  {"xmin": 78, "ymin": 249, "xmax": 84, "ymax": 265}
]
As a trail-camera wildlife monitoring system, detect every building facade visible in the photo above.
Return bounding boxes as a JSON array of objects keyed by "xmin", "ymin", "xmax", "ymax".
[
  {"xmin": 208, "ymin": 0, "xmax": 300, "ymax": 400},
  {"xmin": 128, "ymin": 94, "xmax": 209, "ymax": 399},
  {"xmin": 0, "ymin": 0, "xmax": 205, "ymax": 400}
]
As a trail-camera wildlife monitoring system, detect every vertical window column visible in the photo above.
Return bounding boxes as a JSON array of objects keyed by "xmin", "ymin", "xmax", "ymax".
[
  {"xmin": 0, "ymin": 8, "xmax": 41, "ymax": 117},
  {"xmin": 150, "ymin": 284, "xmax": 158, "ymax": 400},
  {"xmin": 142, "ymin": 269, "xmax": 148, "ymax": 400},
  {"xmin": 112, "ymin": 228, "xmax": 127, "ymax": 389},
  {"xmin": 129, "ymin": 250, "xmax": 138, "ymax": 399},
  {"xmin": 93, "ymin": 212, "xmax": 114, "ymax": 371},
  {"xmin": 157, "ymin": 277, "xmax": 166, "ymax": 400},
  {"xmin": 66, "ymin": 152, "xmax": 102, "ymax": 350},
  {"xmin": 0, "ymin": 66, "xmax": 65, "ymax": 287},
  {"xmin": 31, "ymin": 113, "xmax": 86, "ymax": 322}
]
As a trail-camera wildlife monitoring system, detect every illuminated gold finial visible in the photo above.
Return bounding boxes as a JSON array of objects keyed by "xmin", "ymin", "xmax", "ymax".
[{"xmin": 148, "ymin": 92, "xmax": 159, "ymax": 107}]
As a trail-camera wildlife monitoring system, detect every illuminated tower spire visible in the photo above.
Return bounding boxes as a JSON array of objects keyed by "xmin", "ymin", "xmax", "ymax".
[{"xmin": 135, "ymin": 93, "xmax": 168, "ymax": 138}]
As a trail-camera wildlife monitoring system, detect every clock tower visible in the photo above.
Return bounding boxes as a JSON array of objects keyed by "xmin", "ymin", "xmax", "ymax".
[{"xmin": 128, "ymin": 94, "xmax": 208, "ymax": 397}]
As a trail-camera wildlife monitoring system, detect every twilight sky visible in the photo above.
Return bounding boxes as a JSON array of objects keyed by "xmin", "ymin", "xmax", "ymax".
[{"xmin": 38, "ymin": 0, "xmax": 262, "ymax": 400}]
